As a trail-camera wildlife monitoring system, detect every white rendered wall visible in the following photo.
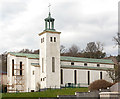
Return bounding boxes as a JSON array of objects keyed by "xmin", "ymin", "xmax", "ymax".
[
  {"xmin": 7, "ymin": 54, "xmax": 27, "ymax": 92},
  {"xmin": 7, "ymin": 54, "xmax": 40, "ymax": 92},
  {"xmin": 39, "ymin": 32, "xmax": 60, "ymax": 89}
]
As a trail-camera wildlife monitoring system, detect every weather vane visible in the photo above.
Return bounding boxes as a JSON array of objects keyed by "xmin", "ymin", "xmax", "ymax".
[{"xmin": 48, "ymin": 3, "xmax": 51, "ymax": 13}]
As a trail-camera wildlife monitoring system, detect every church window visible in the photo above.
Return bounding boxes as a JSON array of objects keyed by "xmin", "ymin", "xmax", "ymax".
[
  {"xmin": 42, "ymin": 58, "xmax": 44, "ymax": 73},
  {"xmin": 33, "ymin": 71, "xmax": 34, "ymax": 75},
  {"xmin": 88, "ymin": 71, "xmax": 90, "ymax": 85},
  {"xmin": 41, "ymin": 38, "xmax": 42, "ymax": 43},
  {"xmin": 61, "ymin": 69, "xmax": 63, "ymax": 84},
  {"xmin": 71, "ymin": 62, "xmax": 74, "ymax": 65},
  {"xmin": 97, "ymin": 64, "xmax": 100, "ymax": 67},
  {"xmin": 84, "ymin": 63, "xmax": 87, "ymax": 66},
  {"xmin": 52, "ymin": 57, "xmax": 55, "ymax": 72},
  {"xmin": 12, "ymin": 59, "xmax": 14, "ymax": 76},
  {"xmin": 74, "ymin": 70, "xmax": 77, "ymax": 84},
  {"xmin": 54, "ymin": 37, "xmax": 56, "ymax": 42},
  {"xmin": 100, "ymin": 72, "xmax": 102, "ymax": 79},
  {"xmin": 20, "ymin": 62, "xmax": 22, "ymax": 75},
  {"xmin": 50, "ymin": 37, "xmax": 52, "ymax": 42}
]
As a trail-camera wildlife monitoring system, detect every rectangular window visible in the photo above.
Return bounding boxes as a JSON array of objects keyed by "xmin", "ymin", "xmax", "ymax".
[
  {"xmin": 100, "ymin": 72, "xmax": 102, "ymax": 79},
  {"xmin": 74, "ymin": 70, "xmax": 77, "ymax": 84},
  {"xmin": 54, "ymin": 37, "xmax": 56, "ymax": 42},
  {"xmin": 61, "ymin": 69, "xmax": 63, "ymax": 84},
  {"xmin": 50, "ymin": 37, "xmax": 52, "ymax": 42},
  {"xmin": 97, "ymin": 64, "xmax": 100, "ymax": 67},
  {"xmin": 52, "ymin": 57, "xmax": 55, "ymax": 72},
  {"xmin": 88, "ymin": 71, "xmax": 90, "ymax": 85},
  {"xmin": 84, "ymin": 63, "xmax": 87, "ymax": 66},
  {"xmin": 20, "ymin": 62, "xmax": 22, "ymax": 75},
  {"xmin": 42, "ymin": 58, "xmax": 44, "ymax": 73},
  {"xmin": 12, "ymin": 59, "xmax": 14, "ymax": 76},
  {"xmin": 71, "ymin": 62, "xmax": 74, "ymax": 65},
  {"xmin": 43, "ymin": 38, "xmax": 44, "ymax": 42}
]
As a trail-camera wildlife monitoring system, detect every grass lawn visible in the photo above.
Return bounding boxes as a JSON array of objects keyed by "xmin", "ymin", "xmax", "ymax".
[{"xmin": 2, "ymin": 87, "xmax": 88, "ymax": 98}]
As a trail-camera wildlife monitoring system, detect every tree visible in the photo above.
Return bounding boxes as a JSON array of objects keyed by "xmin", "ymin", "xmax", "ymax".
[
  {"xmin": 113, "ymin": 33, "xmax": 120, "ymax": 81},
  {"xmin": 113, "ymin": 33, "xmax": 120, "ymax": 46},
  {"xmin": 68, "ymin": 44, "xmax": 79, "ymax": 57},
  {"xmin": 83, "ymin": 42, "xmax": 106, "ymax": 59},
  {"xmin": 19, "ymin": 49, "xmax": 33, "ymax": 53},
  {"xmin": 18, "ymin": 49, "xmax": 39, "ymax": 54}
]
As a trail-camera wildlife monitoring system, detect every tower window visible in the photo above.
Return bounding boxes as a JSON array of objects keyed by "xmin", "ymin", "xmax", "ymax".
[
  {"xmin": 42, "ymin": 58, "xmax": 44, "ymax": 73},
  {"xmin": 20, "ymin": 62, "xmax": 22, "ymax": 75},
  {"xmin": 54, "ymin": 37, "xmax": 56, "ymax": 42},
  {"xmin": 12, "ymin": 59, "xmax": 14, "ymax": 76},
  {"xmin": 71, "ymin": 62, "xmax": 74, "ymax": 65},
  {"xmin": 50, "ymin": 37, "xmax": 52, "ymax": 42},
  {"xmin": 33, "ymin": 71, "xmax": 34, "ymax": 75},
  {"xmin": 52, "ymin": 57, "xmax": 55, "ymax": 72},
  {"xmin": 43, "ymin": 38, "xmax": 44, "ymax": 42},
  {"xmin": 41, "ymin": 38, "xmax": 42, "ymax": 43}
]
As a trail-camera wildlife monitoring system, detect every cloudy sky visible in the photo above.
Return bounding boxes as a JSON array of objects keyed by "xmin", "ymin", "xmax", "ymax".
[{"xmin": 0, "ymin": 0, "xmax": 119, "ymax": 56}]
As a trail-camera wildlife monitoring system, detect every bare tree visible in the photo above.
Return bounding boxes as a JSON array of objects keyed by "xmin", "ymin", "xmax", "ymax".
[
  {"xmin": 113, "ymin": 33, "xmax": 120, "ymax": 81},
  {"xmin": 86, "ymin": 42, "xmax": 97, "ymax": 53},
  {"xmin": 84, "ymin": 42, "xmax": 105, "ymax": 58},
  {"xmin": 113, "ymin": 33, "xmax": 120, "ymax": 46},
  {"xmin": 86, "ymin": 42, "xmax": 104, "ymax": 53},
  {"xmin": 68, "ymin": 44, "xmax": 79, "ymax": 57},
  {"xmin": 107, "ymin": 64, "xmax": 120, "ymax": 83}
]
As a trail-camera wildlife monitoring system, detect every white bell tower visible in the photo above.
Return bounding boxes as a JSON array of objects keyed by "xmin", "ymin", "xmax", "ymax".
[{"xmin": 39, "ymin": 11, "xmax": 61, "ymax": 89}]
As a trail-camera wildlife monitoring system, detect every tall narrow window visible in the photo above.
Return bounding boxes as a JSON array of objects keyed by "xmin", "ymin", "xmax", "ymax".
[
  {"xmin": 43, "ymin": 38, "xmax": 44, "ymax": 42},
  {"xmin": 88, "ymin": 71, "xmax": 90, "ymax": 85},
  {"xmin": 42, "ymin": 58, "xmax": 44, "ymax": 73},
  {"xmin": 12, "ymin": 59, "xmax": 14, "ymax": 76},
  {"xmin": 74, "ymin": 70, "xmax": 77, "ymax": 84},
  {"xmin": 52, "ymin": 57, "xmax": 55, "ymax": 72},
  {"xmin": 50, "ymin": 37, "xmax": 52, "ymax": 42},
  {"xmin": 54, "ymin": 37, "xmax": 56, "ymax": 42},
  {"xmin": 41, "ymin": 38, "xmax": 42, "ymax": 43},
  {"xmin": 20, "ymin": 62, "xmax": 22, "ymax": 75},
  {"xmin": 61, "ymin": 69, "xmax": 63, "ymax": 84},
  {"xmin": 100, "ymin": 72, "xmax": 102, "ymax": 79}
]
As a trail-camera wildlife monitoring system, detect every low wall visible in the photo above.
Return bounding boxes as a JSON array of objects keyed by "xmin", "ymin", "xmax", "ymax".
[
  {"xmin": 75, "ymin": 91, "xmax": 100, "ymax": 99},
  {"xmin": 99, "ymin": 92, "xmax": 120, "ymax": 99}
]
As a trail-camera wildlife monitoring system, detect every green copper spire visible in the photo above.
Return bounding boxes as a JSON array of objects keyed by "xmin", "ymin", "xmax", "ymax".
[{"xmin": 44, "ymin": 4, "xmax": 55, "ymax": 31}]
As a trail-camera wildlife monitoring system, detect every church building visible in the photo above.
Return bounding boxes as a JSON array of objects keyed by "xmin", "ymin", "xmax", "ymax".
[{"xmin": 7, "ymin": 12, "xmax": 114, "ymax": 92}]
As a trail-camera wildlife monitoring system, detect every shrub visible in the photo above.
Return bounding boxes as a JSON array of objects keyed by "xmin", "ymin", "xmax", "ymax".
[{"xmin": 88, "ymin": 79, "xmax": 113, "ymax": 91}]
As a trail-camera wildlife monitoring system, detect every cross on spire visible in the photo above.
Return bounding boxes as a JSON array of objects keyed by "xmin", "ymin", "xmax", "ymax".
[{"xmin": 48, "ymin": 3, "xmax": 51, "ymax": 13}]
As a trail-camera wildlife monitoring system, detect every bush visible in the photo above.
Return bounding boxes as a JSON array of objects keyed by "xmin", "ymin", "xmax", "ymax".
[{"xmin": 88, "ymin": 79, "xmax": 113, "ymax": 91}]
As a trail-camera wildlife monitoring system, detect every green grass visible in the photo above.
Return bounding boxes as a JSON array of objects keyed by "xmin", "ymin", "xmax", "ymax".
[{"xmin": 2, "ymin": 87, "xmax": 88, "ymax": 98}]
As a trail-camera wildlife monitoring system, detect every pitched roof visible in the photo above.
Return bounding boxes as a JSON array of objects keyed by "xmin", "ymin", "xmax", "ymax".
[
  {"xmin": 61, "ymin": 56, "xmax": 114, "ymax": 64},
  {"xmin": 8, "ymin": 52, "xmax": 114, "ymax": 64},
  {"xmin": 8, "ymin": 52, "xmax": 39, "ymax": 59}
]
